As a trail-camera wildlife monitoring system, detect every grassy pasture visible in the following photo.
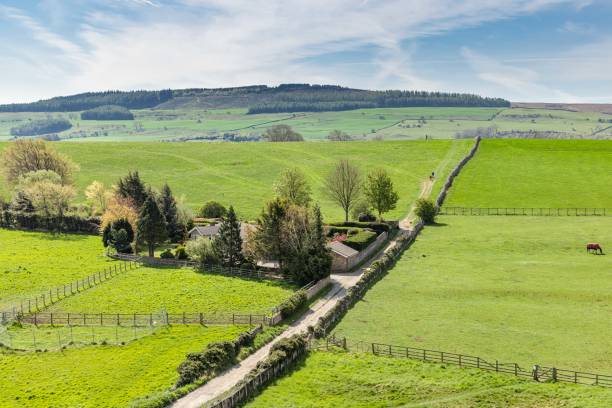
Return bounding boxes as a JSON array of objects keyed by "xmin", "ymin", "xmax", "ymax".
[
  {"xmin": 0, "ymin": 325, "xmax": 245, "ymax": 408},
  {"xmin": 45, "ymin": 266, "xmax": 294, "ymax": 314},
  {"xmin": 0, "ymin": 140, "xmax": 470, "ymax": 220},
  {"xmin": 446, "ymin": 139, "xmax": 612, "ymax": 208},
  {"xmin": 246, "ymin": 351, "xmax": 612, "ymax": 408},
  {"xmin": 0, "ymin": 229, "xmax": 115, "ymax": 310},
  {"xmin": 335, "ymin": 216, "xmax": 612, "ymax": 372}
]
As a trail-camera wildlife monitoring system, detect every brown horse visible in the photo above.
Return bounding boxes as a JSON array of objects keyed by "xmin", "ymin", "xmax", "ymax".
[{"xmin": 587, "ymin": 243, "xmax": 604, "ymax": 254}]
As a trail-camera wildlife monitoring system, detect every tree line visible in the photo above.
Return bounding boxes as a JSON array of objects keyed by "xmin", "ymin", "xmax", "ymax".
[
  {"xmin": 81, "ymin": 105, "xmax": 134, "ymax": 121},
  {"xmin": 10, "ymin": 118, "xmax": 72, "ymax": 137}
]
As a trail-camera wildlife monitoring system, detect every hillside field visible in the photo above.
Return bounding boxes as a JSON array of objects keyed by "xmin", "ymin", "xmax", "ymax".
[
  {"xmin": 246, "ymin": 351, "xmax": 612, "ymax": 408},
  {"xmin": 0, "ymin": 140, "xmax": 470, "ymax": 220},
  {"xmin": 446, "ymin": 139, "xmax": 612, "ymax": 208},
  {"xmin": 334, "ymin": 216, "xmax": 612, "ymax": 372},
  {"xmin": 0, "ymin": 229, "xmax": 115, "ymax": 310},
  {"xmin": 2, "ymin": 106, "xmax": 611, "ymax": 142},
  {"xmin": 45, "ymin": 266, "xmax": 294, "ymax": 314},
  {"xmin": 0, "ymin": 325, "xmax": 245, "ymax": 408}
]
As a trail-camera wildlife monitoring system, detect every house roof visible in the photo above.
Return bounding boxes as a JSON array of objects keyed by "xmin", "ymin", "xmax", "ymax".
[
  {"xmin": 189, "ymin": 224, "xmax": 221, "ymax": 237},
  {"xmin": 327, "ymin": 241, "xmax": 358, "ymax": 258}
]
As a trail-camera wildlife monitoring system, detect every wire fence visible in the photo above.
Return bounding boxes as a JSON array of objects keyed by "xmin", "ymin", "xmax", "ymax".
[
  {"xmin": 439, "ymin": 207, "xmax": 612, "ymax": 217},
  {"xmin": 314, "ymin": 336, "xmax": 612, "ymax": 388},
  {"xmin": 11, "ymin": 312, "xmax": 271, "ymax": 327},
  {"xmin": 0, "ymin": 261, "xmax": 139, "ymax": 324}
]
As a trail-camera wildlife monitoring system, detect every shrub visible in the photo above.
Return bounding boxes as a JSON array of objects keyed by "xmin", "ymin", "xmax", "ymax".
[
  {"xmin": 160, "ymin": 249, "xmax": 174, "ymax": 259},
  {"xmin": 175, "ymin": 339, "xmax": 244, "ymax": 387},
  {"xmin": 174, "ymin": 246, "xmax": 188, "ymax": 260},
  {"xmin": 327, "ymin": 221, "xmax": 389, "ymax": 234},
  {"xmin": 199, "ymin": 201, "xmax": 227, "ymax": 218},
  {"xmin": 344, "ymin": 229, "xmax": 378, "ymax": 251},
  {"xmin": 351, "ymin": 199, "xmax": 372, "ymax": 221},
  {"xmin": 186, "ymin": 237, "xmax": 219, "ymax": 265},
  {"xmin": 415, "ymin": 198, "xmax": 436, "ymax": 224},
  {"xmin": 358, "ymin": 213, "xmax": 376, "ymax": 222},
  {"xmin": 278, "ymin": 290, "xmax": 307, "ymax": 319}
]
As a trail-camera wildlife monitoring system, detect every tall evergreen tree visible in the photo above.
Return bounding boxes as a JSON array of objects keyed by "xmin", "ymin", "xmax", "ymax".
[
  {"xmin": 117, "ymin": 171, "xmax": 148, "ymax": 208},
  {"xmin": 213, "ymin": 206, "xmax": 244, "ymax": 267},
  {"xmin": 137, "ymin": 193, "xmax": 167, "ymax": 257},
  {"xmin": 160, "ymin": 183, "xmax": 183, "ymax": 243},
  {"xmin": 252, "ymin": 198, "xmax": 288, "ymax": 268},
  {"xmin": 305, "ymin": 205, "xmax": 332, "ymax": 282}
]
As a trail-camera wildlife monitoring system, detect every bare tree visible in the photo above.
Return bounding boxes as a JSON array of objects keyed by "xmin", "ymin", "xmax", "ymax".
[{"xmin": 324, "ymin": 160, "xmax": 362, "ymax": 222}]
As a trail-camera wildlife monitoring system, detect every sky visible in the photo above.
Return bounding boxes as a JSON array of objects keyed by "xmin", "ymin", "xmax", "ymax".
[{"xmin": 0, "ymin": 0, "xmax": 611, "ymax": 104}]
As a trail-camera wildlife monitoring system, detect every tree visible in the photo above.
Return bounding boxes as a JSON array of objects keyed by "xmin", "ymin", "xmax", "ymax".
[
  {"xmin": 251, "ymin": 198, "xmax": 288, "ymax": 267},
  {"xmin": 102, "ymin": 218, "xmax": 134, "ymax": 253},
  {"xmin": 85, "ymin": 181, "xmax": 112, "ymax": 215},
  {"xmin": 0, "ymin": 139, "xmax": 78, "ymax": 186},
  {"xmin": 199, "ymin": 201, "xmax": 227, "ymax": 218},
  {"xmin": 213, "ymin": 206, "xmax": 244, "ymax": 267},
  {"xmin": 10, "ymin": 190, "xmax": 34, "ymax": 213},
  {"xmin": 137, "ymin": 193, "xmax": 167, "ymax": 257},
  {"xmin": 16, "ymin": 170, "xmax": 75, "ymax": 218},
  {"xmin": 100, "ymin": 195, "xmax": 138, "ymax": 238},
  {"xmin": 274, "ymin": 168, "xmax": 311, "ymax": 207},
  {"xmin": 160, "ymin": 183, "xmax": 183, "ymax": 243},
  {"xmin": 262, "ymin": 125, "xmax": 304, "ymax": 142},
  {"xmin": 363, "ymin": 169, "xmax": 399, "ymax": 221},
  {"xmin": 304, "ymin": 205, "xmax": 332, "ymax": 283},
  {"xmin": 117, "ymin": 171, "xmax": 148, "ymax": 208},
  {"xmin": 415, "ymin": 198, "xmax": 437, "ymax": 224},
  {"xmin": 327, "ymin": 129, "xmax": 352, "ymax": 141},
  {"xmin": 324, "ymin": 160, "xmax": 362, "ymax": 222}
]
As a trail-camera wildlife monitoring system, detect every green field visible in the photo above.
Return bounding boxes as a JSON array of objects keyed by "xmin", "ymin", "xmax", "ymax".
[
  {"xmin": 45, "ymin": 266, "xmax": 294, "ymax": 314},
  {"xmin": 335, "ymin": 216, "xmax": 612, "ymax": 372},
  {"xmin": 246, "ymin": 351, "xmax": 612, "ymax": 408},
  {"xmin": 0, "ymin": 229, "xmax": 115, "ymax": 310},
  {"xmin": 446, "ymin": 139, "xmax": 612, "ymax": 208},
  {"xmin": 0, "ymin": 140, "xmax": 470, "ymax": 220},
  {"xmin": 0, "ymin": 325, "xmax": 244, "ymax": 408},
  {"xmin": 2, "ymin": 106, "xmax": 610, "ymax": 142}
]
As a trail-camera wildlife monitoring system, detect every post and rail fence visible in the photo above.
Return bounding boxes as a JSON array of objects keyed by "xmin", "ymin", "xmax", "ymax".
[
  {"xmin": 315, "ymin": 336, "xmax": 612, "ymax": 388},
  {"xmin": 439, "ymin": 207, "xmax": 612, "ymax": 217},
  {"xmin": 0, "ymin": 261, "xmax": 139, "ymax": 324}
]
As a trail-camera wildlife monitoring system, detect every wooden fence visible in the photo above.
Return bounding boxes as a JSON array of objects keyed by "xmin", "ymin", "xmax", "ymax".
[
  {"xmin": 0, "ymin": 261, "xmax": 139, "ymax": 324},
  {"xmin": 439, "ymin": 207, "xmax": 612, "ymax": 217},
  {"xmin": 13, "ymin": 312, "xmax": 270, "ymax": 327},
  {"xmin": 318, "ymin": 337, "xmax": 612, "ymax": 388},
  {"xmin": 110, "ymin": 253, "xmax": 293, "ymax": 283}
]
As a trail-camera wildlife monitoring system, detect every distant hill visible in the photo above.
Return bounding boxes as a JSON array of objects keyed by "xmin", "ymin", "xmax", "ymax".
[
  {"xmin": 0, "ymin": 84, "xmax": 510, "ymax": 113},
  {"xmin": 512, "ymin": 102, "xmax": 612, "ymax": 115}
]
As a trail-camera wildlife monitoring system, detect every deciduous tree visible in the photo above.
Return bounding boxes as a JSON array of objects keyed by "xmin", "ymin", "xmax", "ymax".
[
  {"xmin": 274, "ymin": 168, "xmax": 312, "ymax": 207},
  {"xmin": 324, "ymin": 160, "xmax": 362, "ymax": 222},
  {"xmin": 363, "ymin": 169, "xmax": 399, "ymax": 221}
]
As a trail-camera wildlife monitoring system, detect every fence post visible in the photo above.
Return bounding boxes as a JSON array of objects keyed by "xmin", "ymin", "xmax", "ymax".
[
  {"xmin": 552, "ymin": 367, "xmax": 557, "ymax": 382},
  {"xmin": 199, "ymin": 313, "xmax": 203, "ymax": 325},
  {"xmin": 371, "ymin": 343, "xmax": 375, "ymax": 355},
  {"xmin": 496, "ymin": 360, "xmax": 499, "ymax": 372}
]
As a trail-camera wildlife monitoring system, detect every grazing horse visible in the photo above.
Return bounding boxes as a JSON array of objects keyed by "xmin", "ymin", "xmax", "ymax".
[{"xmin": 587, "ymin": 243, "xmax": 604, "ymax": 254}]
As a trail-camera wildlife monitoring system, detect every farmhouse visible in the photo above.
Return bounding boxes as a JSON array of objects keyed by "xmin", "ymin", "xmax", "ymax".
[{"xmin": 188, "ymin": 223, "xmax": 253, "ymax": 241}]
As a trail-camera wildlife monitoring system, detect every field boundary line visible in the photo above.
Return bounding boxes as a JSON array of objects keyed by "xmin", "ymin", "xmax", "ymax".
[
  {"xmin": 318, "ymin": 336, "xmax": 612, "ymax": 388},
  {"xmin": 439, "ymin": 207, "xmax": 612, "ymax": 216},
  {"xmin": 0, "ymin": 261, "xmax": 140, "ymax": 324}
]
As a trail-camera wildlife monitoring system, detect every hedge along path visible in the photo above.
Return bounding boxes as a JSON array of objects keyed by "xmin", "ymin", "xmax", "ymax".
[{"xmin": 172, "ymin": 138, "xmax": 482, "ymax": 408}]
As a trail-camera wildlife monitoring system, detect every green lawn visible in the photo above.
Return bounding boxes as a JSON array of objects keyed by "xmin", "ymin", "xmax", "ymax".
[
  {"xmin": 446, "ymin": 139, "xmax": 612, "ymax": 208},
  {"xmin": 0, "ymin": 139, "xmax": 470, "ymax": 220},
  {"xmin": 246, "ymin": 351, "xmax": 612, "ymax": 408},
  {"xmin": 0, "ymin": 229, "xmax": 116, "ymax": 310},
  {"xmin": 0, "ymin": 325, "xmax": 244, "ymax": 408},
  {"xmin": 45, "ymin": 266, "xmax": 294, "ymax": 314},
  {"xmin": 335, "ymin": 216, "xmax": 612, "ymax": 372}
]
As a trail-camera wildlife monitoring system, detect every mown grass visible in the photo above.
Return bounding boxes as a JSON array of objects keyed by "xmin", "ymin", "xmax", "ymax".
[
  {"xmin": 446, "ymin": 139, "xmax": 612, "ymax": 208},
  {"xmin": 0, "ymin": 229, "xmax": 115, "ymax": 310},
  {"xmin": 0, "ymin": 139, "xmax": 470, "ymax": 220},
  {"xmin": 46, "ymin": 266, "xmax": 295, "ymax": 314},
  {"xmin": 0, "ymin": 325, "xmax": 245, "ymax": 408},
  {"xmin": 246, "ymin": 351, "xmax": 612, "ymax": 408},
  {"xmin": 335, "ymin": 216, "xmax": 612, "ymax": 372}
]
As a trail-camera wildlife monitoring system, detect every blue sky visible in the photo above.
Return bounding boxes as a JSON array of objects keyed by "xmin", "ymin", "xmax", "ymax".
[{"xmin": 0, "ymin": 0, "xmax": 611, "ymax": 104}]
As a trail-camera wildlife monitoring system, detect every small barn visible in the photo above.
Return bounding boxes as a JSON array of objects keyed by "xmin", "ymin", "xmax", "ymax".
[{"xmin": 328, "ymin": 241, "xmax": 359, "ymax": 272}]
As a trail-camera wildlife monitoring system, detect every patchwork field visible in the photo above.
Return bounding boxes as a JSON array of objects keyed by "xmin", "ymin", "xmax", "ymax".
[
  {"xmin": 446, "ymin": 139, "xmax": 612, "ymax": 208},
  {"xmin": 335, "ymin": 216, "xmax": 612, "ymax": 372},
  {"xmin": 45, "ymin": 266, "xmax": 294, "ymax": 314},
  {"xmin": 0, "ymin": 229, "xmax": 115, "ymax": 310},
  {"xmin": 246, "ymin": 351, "xmax": 612, "ymax": 408},
  {"xmin": 2, "ymin": 106, "xmax": 611, "ymax": 142},
  {"xmin": 0, "ymin": 139, "xmax": 470, "ymax": 220},
  {"xmin": 0, "ymin": 325, "xmax": 245, "ymax": 408}
]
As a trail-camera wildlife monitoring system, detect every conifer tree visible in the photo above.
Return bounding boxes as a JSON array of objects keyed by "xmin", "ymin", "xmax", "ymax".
[
  {"xmin": 305, "ymin": 204, "xmax": 332, "ymax": 282},
  {"xmin": 137, "ymin": 193, "xmax": 167, "ymax": 257},
  {"xmin": 117, "ymin": 171, "xmax": 148, "ymax": 208},
  {"xmin": 160, "ymin": 183, "xmax": 183, "ymax": 243},
  {"xmin": 213, "ymin": 206, "xmax": 244, "ymax": 267}
]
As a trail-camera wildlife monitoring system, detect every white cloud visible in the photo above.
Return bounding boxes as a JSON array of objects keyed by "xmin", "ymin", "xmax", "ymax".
[{"xmin": 0, "ymin": 0, "xmax": 591, "ymax": 103}]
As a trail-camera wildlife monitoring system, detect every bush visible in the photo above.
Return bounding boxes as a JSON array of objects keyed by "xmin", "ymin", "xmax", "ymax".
[
  {"xmin": 199, "ymin": 201, "xmax": 227, "ymax": 218},
  {"xmin": 343, "ymin": 229, "xmax": 378, "ymax": 251},
  {"xmin": 160, "ymin": 249, "xmax": 174, "ymax": 259},
  {"xmin": 327, "ymin": 221, "xmax": 389, "ymax": 234},
  {"xmin": 358, "ymin": 213, "xmax": 376, "ymax": 222},
  {"xmin": 351, "ymin": 200, "xmax": 373, "ymax": 221},
  {"xmin": 278, "ymin": 290, "xmax": 307, "ymax": 319},
  {"xmin": 0, "ymin": 210, "xmax": 100, "ymax": 233},
  {"xmin": 186, "ymin": 237, "xmax": 219, "ymax": 265},
  {"xmin": 415, "ymin": 198, "xmax": 436, "ymax": 224},
  {"xmin": 174, "ymin": 246, "xmax": 188, "ymax": 260}
]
